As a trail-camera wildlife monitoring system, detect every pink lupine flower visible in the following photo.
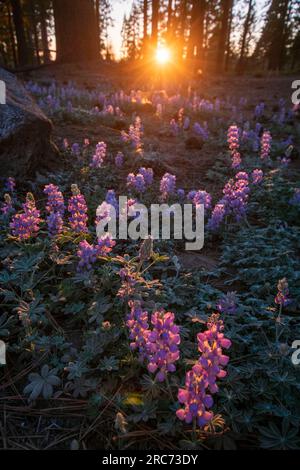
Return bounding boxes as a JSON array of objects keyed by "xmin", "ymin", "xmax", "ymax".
[
  {"xmin": 261, "ymin": 130, "xmax": 272, "ymax": 161},
  {"xmin": 10, "ymin": 193, "xmax": 41, "ymax": 240},
  {"xmin": 68, "ymin": 185, "xmax": 88, "ymax": 233}
]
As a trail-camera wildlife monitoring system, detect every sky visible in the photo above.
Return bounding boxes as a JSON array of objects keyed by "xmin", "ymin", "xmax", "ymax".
[{"xmin": 108, "ymin": 0, "xmax": 134, "ymax": 59}]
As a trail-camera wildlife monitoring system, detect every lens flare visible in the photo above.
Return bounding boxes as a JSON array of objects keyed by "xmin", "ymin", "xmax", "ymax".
[{"xmin": 155, "ymin": 47, "xmax": 171, "ymax": 64}]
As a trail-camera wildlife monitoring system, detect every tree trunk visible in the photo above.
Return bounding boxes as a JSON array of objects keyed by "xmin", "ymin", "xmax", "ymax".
[
  {"xmin": 10, "ymin": 0, "xmax": 30, "ymax": 66},
  {"xmin": 7, "ymin": 2, "xmax": 18, "ymax": 67},
  {"xmin": 53, "ymin": 0, "xmax": 100, "ymax": 63},
  {"xmin": 187, "ymin": 0, "xmax": 206, "ymax": 61},
  {"xmin": 151, "ymin": 0, "xmax": 159, "ymax": 50},
  {"xmin": 167, "ymin": 0, "xmax": 173, "ymax": 38},
  {"xmin": 39, "ymin": 0, "xmax": 50, "ymax": 63},
  {"xmin": 216, "ymin": 0, "xmax": 231, "ymax": 72}
]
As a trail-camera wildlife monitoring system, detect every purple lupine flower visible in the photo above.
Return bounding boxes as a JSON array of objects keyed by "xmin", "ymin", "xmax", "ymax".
[
  {"xmin": 71, "ymin": 143, "xmax": 80, "ymax": 157},
  {"xmin": 44, "ymin": 184, "xmax": 65, "ymax": 214},
  {"xmin": 134, "ymin": 174, "xmax": 146, "ymax": 193},
  {"xmin": 177, "ymin": 188, "xmax": 185, "ymax": 200},
  {"xmin": 126, "ymin": 300, "xmax": 150, "ymax": 360},
  {"xmin": 217, "ymin": 292, "xmax": 237, "ymax": 315},
  {"xmin": 289, "ymin": 188, "xmax": 300, "ymax": 206},
  {"xmin": 231, "ymin": 152, "xmax": 242, "ymax": 169},
  {"xmin": 115, "ymin": 151, "xmax": 124, "ymax": 168},
  {"xmin": 255, "ymin": 102, "xmax": 265, "ymax": 119},
  {"xmin": 227, "ymin": 125, "xmax": 239, "ymax": 153},
  {"xmin": 96, "ymin": 233, "xmax": 116, "ymax": 256},
  {"xmin": 207, "ymin": 203, "xmax": 226, "ymax": 232},
  {"xmin": 187, "ymin": 190, "xmax": 197, "ymax": 201},
  {"xmin": 1, "ymin": 194, "xmax": 14, "ymax": 216},
  {"xmin": 176, "ymin": 314, "xmax": 231, "ymax": 428},
  {"xmin": 251, "ymin": 169, "xmax": 263, "ymax": 185},
  {"xmin": 4, "ymin": 177, "xmax": 16, "ymax": 193},
  {"xmin": 170, "ymin": 118, "xmax": 179, "ymax": 136},
  {"xmin": 10, "ymin": 193, "xmax": 41, "ymax": 240},
  {"xmin": 68, "ymin": 184, "xmax": 88, "ymax": 233},
  {"xmin": 77, "ymin": 240, "xmax": 99, "ymax": 272},
  {"xmin": 139, "ymin": 167, "xmax": 153, "ymax": 186},
  {"xmin": 176, "ymin": 363, "xmax": 214, "ymax": 427},
  {"xmin": 105, "ymin": 189, "xmax": 119, "ymax": 213},
  {"xmin": 192, "ymin": 190, "xmax": 212, "ymax": 210},
  {"xmin": 146, "ymin": 310, "xmax": 180, "ymax": 382},
  {"xmin": 261, "ymin": 131, "xmax": 272, "ymax": 161},
  {"xmin": 90, "ymin": 141, "xmax": 107, "ymax": 168},
  {"xmin": 46, "ymin": 212, "xmax": 63, "ymax": 236},
  {"xmin": 160, "ymin": 173, "xmax": 176, "ymax": 199},
  {"xmin": 275, "ymin": 278, "xmax": 290, "ymax": 307},
  {"xmin": 193, "ymin": 122, "xmax": 209, "ymax": 140},
  {"xmin": 222, "ymin": 174, "xmax": 250, "ymax": 222},
  {"xmin": 122, "ymin": 117, "xmax": 143, "ymax": 153}
]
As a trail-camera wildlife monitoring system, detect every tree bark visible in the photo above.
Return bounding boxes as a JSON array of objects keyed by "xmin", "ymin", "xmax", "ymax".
[
  {"xmin": 187, "ymin": 0, "xmax": 206, "ymax": 61},
  {"xmin": 151, "ymin": 0, "xmax": 159, "ymax": 50},
  {"xmin": 39, "ymin": 0, "xmax": 50, "ymax": 63},
  {"xmin": 216, "ymin": 0, "xmax": 231, "ymax": 72},
  {"xmin": 53, "ymin": 0, "xmax": 100, "ymax": 63},
  {"xmin": 10, "ymin": 0, "xmax": 30, "ymax": 66}
]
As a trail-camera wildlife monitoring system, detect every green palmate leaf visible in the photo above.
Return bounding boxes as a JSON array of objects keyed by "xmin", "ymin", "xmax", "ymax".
[{"xmin": 24, "ymin": 365, "xmax": 61, "ymax": 401}]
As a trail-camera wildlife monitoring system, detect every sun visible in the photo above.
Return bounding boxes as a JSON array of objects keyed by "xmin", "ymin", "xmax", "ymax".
[{"xmin": 155, "ymin": 47, "xmax": 171, "ymax": 64}]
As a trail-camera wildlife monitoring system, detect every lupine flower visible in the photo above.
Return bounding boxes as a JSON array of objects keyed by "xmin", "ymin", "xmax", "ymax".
[
  {"xmin": 77, "ymin": 235, "xmax": 115, "ymax": 272},
  {"xmin": 275, "ymin": 278, "xmax": 290, "ymax": 307},
  {"xmin": 170, "ymin": 118, "xmax": 179, "ymax": 136},
  {"xmin": 217, "ymin": 292, "xmax": 237, "ymax": 315},
  {"xmin": 289, "ymin": 188, "xmax": 300, "ymax": 206},
  {"xmin": 160, "ymin": 173, "xmax": 176, "ymax": 199},
  {"xmin": 127, "ymin": 173, "xmax": 147, "ymax": 193},
  {"xmin": 105, "ymin": 190, "xmax": 119, "ymax": 213},
  {"xmin": 222, "ymin": 174, "xmax": 250, "ymax": 222},
  {"xmin": 68, "ymin": 185, "xmax": 88, "ymax": 233},
  {"xmin": 176, "ymin": 314, "xmax": 231, "ymax": 428},
  {"xmin": 122, "ymin": 117, "xmax": 143, "ymax": 153},
  {"xmin": 77, "ymin": 240, "xmax": 99, "ymax": 272},
  {"xmin": 192, "ymin": 190, "xmax": 212, "ymax": 210},
  {"xmin": 193, "ymin": 122, "xmax": 209, "ymax": 140},
  {"xmin": 146, "ymin": 310, "xmax": 180, "ymax": 382},
  {"xmin": 46, "ymin": 212, "xmax": 64, "ymax": 236},
  {"xmin": 97, "ymin": 233, "xmax": 116, "ymax": 256},
  {"xmin": 71, "ymin": 143, "xmax": 80, "ymax": 157},
  {"xmin": 187, "ymin": 190, "xmax": 197, "ymax": 201},
  {"xmin": 139, "ymin": 167, "xmax": 154, "ymax": 186},
  {"xmin": 1, "ymin": 194, "xmax": 14, "ymax": 216},
  {"xmin": 90, "ymin": 141, "xmax": 107, "ymax": 168},
  {"xmin": 44, "ymin": 184, "xmax": 65, "ymax": 214},
  {"xmin": 4, "ymin": 177, "xmax": 16, "ymax": 193},
  {"xmin": 227, "ymin": 125, "xmax": 239, "ymax": 153},
  {"xmin": 251, "ymin": 169, "xmax": 263, "ymax": 185},
  {"xmin": 231, "ymin": 151, "xmax": 242, "ymax": 169},
  {"xmin": 255, "ymin": 102, "xmax": 265, "ymax": 119},
  {"xmin": 10, "ymin": 193, "xmax": 41, "ymax": 240},
  {"xmin": 115, "ymin": 151, "xmax": 124, "ymax": 167},
  {"xmin": 126, "ymin": 301, "xmax": 150, "ymax": 359},
  {"xmin": 207, "ymin": 203, "xmax": 226, "ymax": 231},
  {"xmin": 177, "ymin": 188, "xmax": 185, "ymax": 200},
  {"xmin": 261, "ymin": 131, "xmax": 272, "ymax": 161}
]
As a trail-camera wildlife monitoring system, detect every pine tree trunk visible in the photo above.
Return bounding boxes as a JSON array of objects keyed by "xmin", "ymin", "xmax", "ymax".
[
  {"xmin": 7, "ymin": 2, "xmax": 18, "ymax": 67},
  {"xmin": 53, "ymin": 0, "xmax": 100, "ymax": 63},
  {"xmin": 187, "ymin": 0, "xmax": 206, "ymax": 61},
  {"xmin": 39, "ymin": 0, "xmax": 50, "ymax": 63},
  {"xmin": 167, "ymin": 0, "xmax": 173, "ymax": 38},
  {"xmin": 10, "ymin": 0, "xmax": 30, "ymax": 66},
  {"xmin": 151, "ymin": 0, "xmax": 159, "ymax": 50},
  {"xmin": 216, "ymin": 0, "xmax": 231, "ymax": 72},
  {"xmin": 236, "ymin": 0, "xmax": 253, "ymax": 73}
]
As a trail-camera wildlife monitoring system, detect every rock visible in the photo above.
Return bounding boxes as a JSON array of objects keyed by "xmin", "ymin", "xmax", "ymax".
[{"xmin": 0, "ymin": 67, "xmax": 58, "ymax": 179}]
